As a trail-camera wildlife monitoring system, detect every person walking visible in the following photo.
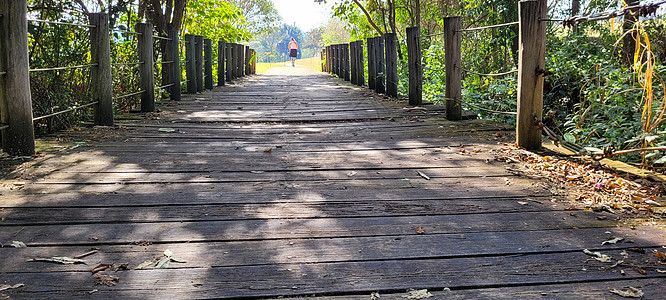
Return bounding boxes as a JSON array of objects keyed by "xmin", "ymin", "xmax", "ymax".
[{"xmin": 288, "ymin": 37, "xmax": 298, "ymax": 67}]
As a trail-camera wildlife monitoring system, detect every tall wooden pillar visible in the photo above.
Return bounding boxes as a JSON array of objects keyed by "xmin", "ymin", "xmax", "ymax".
[
  {"xmin": 136, "ymin": 23, "xmax": 154, "ymax": 112},
  {"xmin": 357, "ymin": 41, "xmax": 365, "ymax": 86},
  {"xmin": 517, "ymin": 0, "xmax": 547, "ymax": 150},
  {"xmin": 367, "ymin": 38, "xmax": 376, "ymax": 90},
  {"xmin": 194, "ymin": 35, "xmax": 203, "ymax": 92},
  {"xmin": 407, "ymin": 26, "xmax": 422, "ymax": 106},
  {"xmin": 375, "ymin": 36, "xmax": 386, "ymax": 94},
  {"xmin": 218, "ymin": 40, "xmax": 225, "ymax": 86},
  {"xmin": 444, "ymin": 16, "xmax": 462, "ymax": 120},
  {"xmin": 384, "ymin": 33, "xmax": 398, "ymax": 98},
  {"xmin": 204, "ymin": 38, "xmax": 213, "ymax": 90},
  {"xmin": 0, "ymin": 0, "xmax": 35, "ymax": 155},
  {"xmin": 167, "ymin": 30, "xmax": 181, "ymax": 100},
  {"xmin": 185, "ymin": 34, "xmax": 196, "ymax": 93}
]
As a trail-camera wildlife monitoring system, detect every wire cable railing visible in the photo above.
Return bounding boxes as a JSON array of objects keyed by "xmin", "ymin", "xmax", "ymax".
[
  {"xmin": 32, "ymin": 101, "xmax": 100, "ymax": 122},
  {"xmin": 112, "ymin": 90, "xmax": 145, "ymax": 100},
  {"xmin": 28, "ymin": 18, "xmax": 95, "ymax": 28},
  {"xmin": 542, "ymin": 0, "xmax": 666, "ymax": 27},
  {"xmin": 29, "ymin": 63, "xmax": 97, "ymax": 73},
  {"xmin": 458, "ymin": 21, "xmax": 518, "ymax": 32}
]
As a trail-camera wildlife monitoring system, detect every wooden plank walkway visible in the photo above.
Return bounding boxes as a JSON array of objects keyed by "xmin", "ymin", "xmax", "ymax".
[{"xmin": 1, "ymin": 66, "xmax": 664, "ymax": 299}]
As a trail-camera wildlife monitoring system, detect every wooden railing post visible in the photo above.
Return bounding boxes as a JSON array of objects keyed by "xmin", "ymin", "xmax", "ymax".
[
  {"xmin": 238, "ymin": 44, "xmax": 244, "ymax": 77},
  {"xmin": 185, "ymin": 34, "xmax": 196, "ymax": 93},
  {"xmin": 167, "ymin": 30, "xmax": 181, "ymax": 101},
  {"xmin": 218, "ymin": 40, "xmax": 225, "ymax": 86},
  {"xmin": 136, "ymin": 23, "xmax": 154, "ymax": 112},
  {"xmin": 89, "ymin": 12, "xmax": 114, "ymax": 125},
  {"xmin": 350, "ymin": 42, "xmax": 357, "ymax": 84},
  {"xmin": 344, "ymin": 43, "xmax": 350, "ymax": 81},
  {"xmin": 384, "ymin": 33, "xmax": 398, "ymax": 98},
  {"xmin": 195, "ymin": 35, "xmax": 203, "ymax": 92},
  {"xmin": 226, "ymin": 43, "xmax": 233, "ymax": 81},
  {"xmin": 333, "ymin": 45, "xmax": 338, "ymax": 77},
  {"xmin": 367, "ymin": 38, "xmax": 376, "ymax": 90},
  {"xmin": 375, "ymin": 36, "xmax": 386, "ymax": 94},
  {"xmin": 517, "ymin": 0, "xmax": 547, "ymax": 150},
  {"xmin": 444, "ymin": 16, "xmax": 462, "ymax": 120},
  {"xmin": 204, "ymin": 38, "xmax": 213, "ymax": 90},
  {"xmin": 245, "ymin": 46, "xmax": 251, "ymax": 75},
  {"xmin": 0, "ymin": 0, "xmax": 35, "ymax": 155},
  {"xmin": 327, "ymin": 46, "xmax": 331, "ymax": 73},
  {"xmin": 407, "ymin": 26, "xmax": 422, "ymax": 106},
  {"xmin": 357, "ymin": 40, "xmax": 364, "ymax": 86}
]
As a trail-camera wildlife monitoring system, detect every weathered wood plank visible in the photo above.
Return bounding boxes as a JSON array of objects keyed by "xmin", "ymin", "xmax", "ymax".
[
  {"xmin": 1, "ymin": 198, "xmax": 561, "ymax": 225},
  {"xmin": 0, "ymin": 249, "xmax": 663, "ymax": 299},
  {"xmin": 0, "ymin": 227, "xmax": 661, "ymax": 273},
  {"xmin": 0, "ymin": 211, "xmax": 613, "ymax": 246}
]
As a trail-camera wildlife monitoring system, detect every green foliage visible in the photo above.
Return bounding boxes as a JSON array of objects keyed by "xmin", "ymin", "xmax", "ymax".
[{"xmin": 183, "ymin": 0, "xmax": 252, "ymax": 43}]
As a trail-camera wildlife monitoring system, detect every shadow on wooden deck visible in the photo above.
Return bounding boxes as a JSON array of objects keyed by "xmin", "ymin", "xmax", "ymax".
[{"xmin": 1, "ymin": 67, "xmax": 664, "ymax": 299}]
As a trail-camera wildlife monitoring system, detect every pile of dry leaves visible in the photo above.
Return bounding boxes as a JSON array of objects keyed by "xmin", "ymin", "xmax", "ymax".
[{"xmin": 494, "ymin": 145, "xmax": 665, "ymax": 218}]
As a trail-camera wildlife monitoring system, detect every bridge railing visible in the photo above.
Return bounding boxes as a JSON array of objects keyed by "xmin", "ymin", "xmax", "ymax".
[
  {"xmin": 321, "ymin": 0, "xmax": 547, "ymax": 150},
  {"xmin": 0, "ymin": 0, "xmax": 256, "ymax": 156}
]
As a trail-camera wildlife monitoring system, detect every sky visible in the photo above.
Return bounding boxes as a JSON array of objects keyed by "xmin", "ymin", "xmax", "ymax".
[{"xmin": 272, "ymin": 0, "xmax": 335, "ymax": 32}]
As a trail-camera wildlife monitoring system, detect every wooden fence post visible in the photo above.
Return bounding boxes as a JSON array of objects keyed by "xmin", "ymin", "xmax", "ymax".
[
  {"xmin": 195, "ymin": 35, "xmax": 203, "ymax": 92},
  {"xmin": 238, "ymin": 44, "xmax": 244, "ymax": 77},
  {"xmin": 88, "ymin": 13, "xmax": 114, "ymax": 126},
  {"xmin": 444, "ymin": 16, "xmax": 462, "ymax": 120},
  {"xmin": 136, "ymin": 23, "xmax": 154, "ymax": 112},
  {"xmin": 375, "ymin": 36, "xmax": 386, "ymax": 94},
  {"xmin": 185, "ymin": 34, "xmax": 196, "ymax": 93},
  {"xmin": 384, "ymin": 33, "xmax": 398, "ymax": 98},
  {"xmin": 357, "ymin": 40, "xmax": 365, "ymax": 86},
  {"xmin": 167, "ymin": 30, "xmax": 181, "ymax": 101},
  {"xmin": 204, "ymin": 38, "xmax": 213, "ymax": 90},
  {"xmin": 245, "ymin": 46, "xmax": 251, "ymax": 75},
  {"xmin": 0, "ymin": 0, "xmax": 35, "ymax": 155},
  {"xmin": 407, "ymin": 26, "xmax": 422, "ymax": 106},
  {"xmin": 344, "ymin": 43, "xmax": 350, "ymax": 81},
  {"xmin": 226, "ymin": 43, "xmax": 233, "ymax": 81},
  {"xmin": 517, "ymin": 0, "xmax": 547, "ymax": 150},
  {"xmin": 350, "ymin": 42, "xmax": 357, "ymax": 84},
  {"xmin": 367, "ymin": 38, "xmax": 376, "ymax": 90},
  {"xmin": 251, "ymin": 49, "xmax": 256, "ymax": 74},
  {"xmin": 333, "ymin": 45, "xmax": 338, "ymax": 77},
  {"xmin": 327, "ymin": 46, "xmax": 331, "ymax": 73},
  {"xmin": 218, "ymin": 40, "xmax": 225, "ymax": 86}
]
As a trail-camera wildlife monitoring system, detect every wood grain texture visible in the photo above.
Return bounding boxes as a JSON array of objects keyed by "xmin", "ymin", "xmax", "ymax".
[{"xmin": 1, "ymin": 65, "xmax": 662, "ymax": 298}]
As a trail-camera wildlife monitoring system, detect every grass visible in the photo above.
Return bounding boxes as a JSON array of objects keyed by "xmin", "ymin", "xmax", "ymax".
[{"xmin": 256, "ymin": 57, "xmax": 322, "ymax": 74}]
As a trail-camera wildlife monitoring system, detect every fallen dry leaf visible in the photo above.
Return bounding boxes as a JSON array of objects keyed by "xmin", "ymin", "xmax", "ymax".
[
  {"xmin": 655, "ymin": 251, "xmax": 666, "ymax": 260},
  {"xmin": 601, "ymin": 237, "xmax": 624, "ymax": 245},
  {"xmin": 417, "ymin": 171, "xmax": 430, "ymax": 180},
  {"xmin": 609, "ymin": 286, "xmax": 643, "ymax": 298},
  {"xmin": 0, "ymin": 284, "xmax": 24, "ymax": 292},
  {"xmin": 28, "ymin": 256, "xmax": 86, "ymax": 264},
  {"xmin": 10, "ymin": 241, "xmax": 26, "ymax": 248},
  {"xmin": 583, "ymin": 249, "xmax": 612, "ymax": 263},
  {"xmin": 415, "ymin": 226, "xmax": 425, "ymax": 234}
]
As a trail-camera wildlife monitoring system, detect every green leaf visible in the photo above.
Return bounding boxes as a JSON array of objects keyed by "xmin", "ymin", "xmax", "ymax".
[{"xmin": 564, "ymin": 133, "xmax": 576, "ymax": 143}]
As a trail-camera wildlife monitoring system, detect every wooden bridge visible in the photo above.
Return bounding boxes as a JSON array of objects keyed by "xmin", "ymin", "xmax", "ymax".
[{"xmin": 1, "ymin": 66, "xmax": 664, "ymax": 299}]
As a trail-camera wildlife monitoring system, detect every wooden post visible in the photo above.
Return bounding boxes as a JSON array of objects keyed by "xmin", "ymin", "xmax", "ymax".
[
  {"xmin": 245, "ymin": 46, "xmax": 251, "ymax": 75},
  {"xmin": 333, "ymin": 45, "xmax": 338, "ymax": 77},
  {"xmin": 407, "ymin": 26, "xmax": 422, "ymax": 106},
  {"xmin": 344, "ymin": 43, "xmax": 350, "ymax": 81},
  {"xmin": 357, "ymin": 40, "xmax": 365, "ymax": 86},
  {"xmin": 167, "ymin": 30, "xmax": 181, "ymax": 101},
  {"xmin": 350, "ymin": 42, "xmax": 357, "ymax": 84},
  {"xmin": 226, "ymin": 43, "xmax": 233, "ymax": 81},
  {"xmin": 194, "ymin": 35, "xmax": 203, "ymax": 92},
  {"xmin": 327, "ymin": 46, "xmax": 331, "ymax": 73},
  {"xmin": 218, "ymin": 40, "xmax": 225, "ymax": 86},
  {"xmin": 204, "ymin": 39, "xmax": 213, "ymax": 90},
  {"xmin": 444, "ymin": 16, "xmax": 462, "ymax": 120},
  {"xmin": 88, "ymin": 13, "xmax": 114, "ymax": 126},
  {"xmin": 375, "ymin": 36, "xmax": 386, "ymax": 94},
  {"xmin": 0, "ymin": 0, "xmax": 35, "ymax": 155},
  {"xmin": 251, "ymin": 49, "xmax": 256, "ymax": 74},
  {"xmin": 367, "ymin": 38, "xmax": 376, "ymax": 90},
  {"xmin": 136, "ymin": 23, "xmax": 154, "ymax": 112},
  {"xmin": 185, "ymin": 34, "xmax": 196, "ymax": 93},
  {"xmin": 238, "ymin": 44, "xmax": 244, "ymax": 77},
  {"xmin": 517, "ymin": 0, "xmax": 547, "ymax": 150},
  {"xmin": 384, "ymin": 33, "xmax": 398, "ymax": 98}
]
